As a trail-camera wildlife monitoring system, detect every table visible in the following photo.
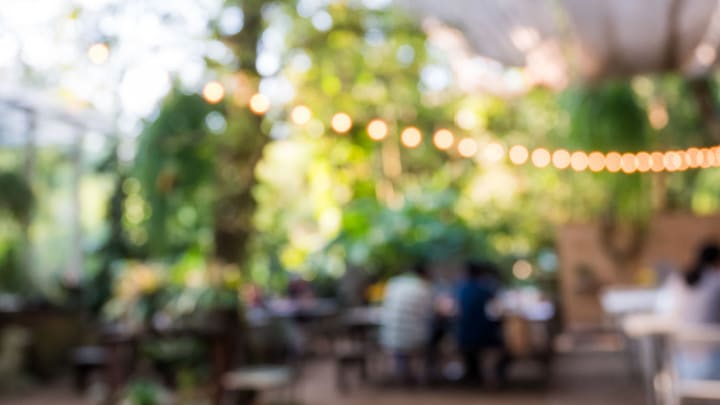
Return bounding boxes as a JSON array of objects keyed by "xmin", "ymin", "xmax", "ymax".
[
  {"xmin": 622, "ymin": 313, "xmax": 674, "ymax": 405},
  {"xmin": 101, "ymin": 319, "xmax": 234, "ymax": 405}
]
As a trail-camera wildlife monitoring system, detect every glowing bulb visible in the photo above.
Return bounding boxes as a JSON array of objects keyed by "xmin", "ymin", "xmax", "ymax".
[
  {"xmin": 648, "ymin": 102, "xmax": 669, "ymax": 130},
  {"xmin": 249, "ymin": 93, "xmax": 270, "ymax": 114},
  {"xmin": 330, "ymin": 112, "xmax": 352, "ymax": 133},
  {"xmin": 455, "ymin": 108, "xmax": 478, "ymax": 130},
  {"xmin": 677, "ymin": 151, "xmax": 689, "ymax": 171},
  {"xmin": 291, "ymin": 105, "xmax": 312, "ymax": 125},
  {"xmin": 458, "ymin": 138, "xmax": 478, "ymax": 158},
  {"xmin": 202, "ymin": 81, "xmax": 225, "ymax": 104},
  {"xmin": 702, "ymin": 148, "xmax": 713, "ymax": 168},
  {"xmin": 588, "ymin": 152, "xmax": 605, "ymax": 172},
  {"xmin": 433, "ymin": 129, "xmax": 454, "ymax": 150},
  {"xmin": 686, "ymin": 148, "xmax": 700, "ymax": 168},
  {"xmin": 400, "ymin": 127, "xmax": 422, "ymax": 148},
  {"xmin": 570, "ymin": 151, "xmax": 589, "ymax": 171},
  {"xmin": 509, "ymin": 145, "xmax": 529, "ymax": 165},
  {"xmin": 512, "ymin": 260, "xmax": 533, "ymax": 280},
  {"xmin": 531, "ymin": 148, "xmax": 551, "ymax": 168},
  {"xmin": 696, "ymin": 43, "xmax": 717, "ymax": 66},
  {"xmin": 552, "ymin": 149, "xmax": 571, "ymax": 169},
  {"xmin": 636, "ymin": 152, "xmax": 651, "ymax": 172},
  {"xmin": 620, "ymin": 153, "xmax": 638, "ymax": 173},
  {"xmin": 483, "ymin": 142, "xmax": 505, "ymax": 163},
  {"xmin": 88, "ymin": 43, "xmax": 109, "ymax": 64},
  {"xmin": 650, "ymin": 152, "xmax": 665, "ymax": 172},
  {"xmin": 367, "ymin": 119, "xmax": 388, "ymax": 140},
  {"xmin": 709, "ymin": 148, "xmax": 718, "ymax": 167},
  {"xmin": 605, "ymin": 152, "xmax": 622, "ymax": 173},
  {"xmin": 664, "ymin": 151, "xmax": 682, "ymax": 171}
]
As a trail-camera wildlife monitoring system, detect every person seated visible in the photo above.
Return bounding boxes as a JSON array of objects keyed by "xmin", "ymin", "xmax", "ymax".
[
  {"xmin": 455, "ymin": 261, "xmax": 510, "ymax": 384},
  {"xmin": 380, "ymin": 262, "xmax": 433, "ymax": 383},
  {"xmin": 675, "ymin": 243, "xmax": 720, "ymax": 380}
]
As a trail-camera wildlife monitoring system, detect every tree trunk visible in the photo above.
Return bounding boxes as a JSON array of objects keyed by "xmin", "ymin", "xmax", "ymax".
[{"xmin": 213, "ymin": 0, "xmax": 268, "ymax": 264}]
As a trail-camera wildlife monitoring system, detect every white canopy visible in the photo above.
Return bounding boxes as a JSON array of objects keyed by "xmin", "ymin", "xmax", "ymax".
[{"xmin": 402, "ymin": 0, "xmax": 720, "ymax": 86}]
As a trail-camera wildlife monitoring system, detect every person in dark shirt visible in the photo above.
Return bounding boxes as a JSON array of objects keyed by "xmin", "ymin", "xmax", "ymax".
[{"xmin": 455, "ymin": 261, "xmax": 510, "ymax": 383}]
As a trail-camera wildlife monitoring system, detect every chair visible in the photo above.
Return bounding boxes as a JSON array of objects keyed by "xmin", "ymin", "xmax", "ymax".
[
  {"xmin": 221, "ymin": 317, "xmax": 302, "ymax": 405},
  {"xmin": 71, "ymin": 345, "xmax": 107, "ymax": 393},
  {"xmin": 333, "ymin": 308, "xmax": 381, "ymax": 393},
  {"xmin": 222, "ymin": 365, "xmax": 296, "ymax": 404},
  {"xmin": 660, "ymin": 326, "xmax": 720, "ymax": 405}
]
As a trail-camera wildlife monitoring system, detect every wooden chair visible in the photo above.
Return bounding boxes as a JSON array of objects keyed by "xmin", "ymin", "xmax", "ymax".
[
  {"xmin": 71, "ymin": 345, "xmax": 107, "ymax": 393},
  {"xmin": 220, "ymin": 317, "xmax": 302, "ymax": 405},
  {"xmin": 333, "ymin": 308, "xmax": 381, "ymax": 393}
]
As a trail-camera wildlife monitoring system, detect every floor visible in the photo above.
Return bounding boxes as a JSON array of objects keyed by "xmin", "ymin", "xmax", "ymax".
[{"xmin": 0, "ymin": 350, "xmax": 644, "ymax": 405}]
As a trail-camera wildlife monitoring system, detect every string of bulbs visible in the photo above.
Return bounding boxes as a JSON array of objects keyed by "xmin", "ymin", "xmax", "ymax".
[{"xmin": 202, "ymin": 81, "xmax": 720, "ymax": 174}]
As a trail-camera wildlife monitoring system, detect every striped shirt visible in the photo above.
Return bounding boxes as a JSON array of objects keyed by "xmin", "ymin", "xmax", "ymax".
[{"xmin": 380, "ymin": 274, "xmax": 433, "ymax": 352}]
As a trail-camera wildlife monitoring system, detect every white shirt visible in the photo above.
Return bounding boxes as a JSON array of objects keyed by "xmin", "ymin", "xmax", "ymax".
[{"xmin": 380, "ymin": 274, "xmax": 433, "ymax": 352}]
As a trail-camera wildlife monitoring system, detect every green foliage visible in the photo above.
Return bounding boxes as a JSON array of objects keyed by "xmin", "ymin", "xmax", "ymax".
[
  {"xmin": 0, "ymin": 171, "xmax": 33, "ymax": 223},
  {"xmin": 134, "ymin": 92, "xmax": 218, "ymax": 256},
  {"xmin": 120, "ymin": 380, "xmax": 168, "ymax": 405}
]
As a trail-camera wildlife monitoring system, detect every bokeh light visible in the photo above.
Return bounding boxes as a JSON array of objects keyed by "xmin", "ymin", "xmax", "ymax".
[
  {"xmin": 636, "ymin": 152, "xmax": 651, "ymax": 172},
  {"xmin": 483, "ymin": 142, "xmax": 505, "ymax": 163},
  {"xmin": 664, "ymin": 151, "xmax": 682, "ymax": 171},
  {"xmin": 686, "ymin": 147, "xmax": 700, "ymax": 168},
  {"xmin": 509, "ymin": 145, "xmax": 529, "ymax": 165},
  {"xmin": 202, "ymin": 81, "xmax": 225, "ymax": 104},
  {"xmin": 87, "ymin": 43, "xmax": 110, "ymax": 64},
  {"xmin": 620, "ymin": 153, "xmax": 637, "ymax": 173},
  {"xmin": 570, "ymin": 151, "xmax": 589, "ymax": 171},
  {"xmin": 458, "ymin": 138, "xmax": 478, "ymax": 158},
  {"xmin": 588, "ymin": 152, "xmax": 605, "ymax": 172},
  {"xmin": 331, "ymin": 112, "xmax": 352, "ymax": 133},
  {"xmin": 291, "ymin": 105, "xmax": 312, "ymax": 125},
  {"xmin": 708, "ymin": 148, "xmax": 718, "ymax": 167},
  {"xmin": 650, "ymin": 152, "xmax": 665, "ymax": 172},
  {"xmin": 551, "ymin": 149, "xmax": 571, "ymax": 169},
  {"xmin": 703, "ymin": 148, "xmax": 714, "ymax": 168},
  {"xmin": 677, "ymin": 151, "xmax": 689, "ymax": 171},
  {"xmin": 531, "ymin": 148, "xmax": 551, "ymax": 168},
  {"xmin": 605, "ymin": 152, "xmax": 622, "ymax": 173},
  {"xmin": 432, "ymin": 129, "xmax": 454, "ymax": 150},
  {"xmin": 648, "ymin": 101, "xmax": 669, "ymax": 130},
  {"xmin": 400, "ymin": 127, "xmax": 422, "ymax": 148},
  {"xmin": 367, "ymin": 119, "xmax": 388, "ymax": 140},
  {"xmin": 512, "ymin": 260, "xmax": 533, "ymax": 280},
  {"xmin": 249, "ymin": 93, "xmax": 271, "ymax": 114}
]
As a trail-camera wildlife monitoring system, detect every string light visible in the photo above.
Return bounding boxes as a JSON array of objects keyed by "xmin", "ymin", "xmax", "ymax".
[
  {"xmin": 458, "ymin": 138, "xmax": 478, "ymax": 158},
  {"xmin": 400, "ymin": 127, "xmax": 422, "ymax": 148},
  {"xmin": 202, "ymin": 81, "xmax": 225, "ymax": 104},
  {"xmin": 291, "ymin": 105, "xmax": 312, "ymax": 125},
  {"xmin": 509, "ymin": 145, "xmax": 529, "ymax": 165},
  {"xmin": 570, "ymin": 152, "xmax": 589, "ymax": 171},
  {"xmin": 88, "ymin": 43, "xmax": 110, "ymax": 64},
  {"xmin": 605, "ymin": 152, "xmax": 622, "ymax": 173},
  {"xmin": 531, "ymin": 148, "xmax": 551, "ymax": 168},
  {"xmin": 483, "ymin": 142, "xmax": 505, "ymax": 163},
  {"xmin": 552, "ymin": 149, "xmax": 571, "ymax": 169},
  {"xmin": 367, "ymin": 119, "xmax": 388, "ymax": 140},
  {"xmin": 249, "ymin": 93, "xmax": 270, "ymax": 114},
  {"xmin": 433, "ymin": 129, "xmax": 454, "ymax": 150},
  {"xmin": 650, "ymin": 152, "xmax": 665, "ymax": 172},
  {"xmin": 664, "ymin": 151, "xmax": 682, "ymax": 172},
  {"xmin": 331, "ymin": 112, "xmax": 352, "ymax": 133},
  {"xmin": 636, "ymin": 152, "xmax": 651, "ymax": 172},
  {"xmin": 254, "ymin": 102, "xmax": 720, "ymax": 173},
  {"xmin": 620, "ymin": 153, "xmax": 637, "ymax": 174},
  {"xmin": 588, "ymin": 152, "xmax": 605, "ymax": 172}
]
